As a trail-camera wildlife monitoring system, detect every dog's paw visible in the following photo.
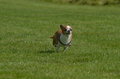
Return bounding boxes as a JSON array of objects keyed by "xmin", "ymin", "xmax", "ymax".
[
  {"xmin": 54, "ymin": 44, "xmax": 57, "ymax": 47},
  {"xmin": 69, "ymin": 44, "xmax": 71, "ymax": 46}
]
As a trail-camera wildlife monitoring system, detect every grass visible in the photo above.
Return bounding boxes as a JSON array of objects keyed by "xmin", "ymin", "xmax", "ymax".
[{"xmin": 0, "ymin": 0, "xmax": 120, "ymax": 79}]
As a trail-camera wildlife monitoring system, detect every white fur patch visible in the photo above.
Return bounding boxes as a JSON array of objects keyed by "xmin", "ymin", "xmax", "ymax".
[
  {"xmin": 60, "ymin": 33, "xmax": 71, "ymax": 44},
  {"xmin": 66, "ymin": 26, "xmax": 71, "ymax": 29}
]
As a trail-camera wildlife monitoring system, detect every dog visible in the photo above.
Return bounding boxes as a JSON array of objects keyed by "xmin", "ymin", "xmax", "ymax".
[{"xmin": 50, "ymin": 25, "xmax": 72, "ymax": 52}]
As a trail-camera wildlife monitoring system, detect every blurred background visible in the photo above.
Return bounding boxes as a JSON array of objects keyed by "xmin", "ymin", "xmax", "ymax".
[{"xmin": 38, "ymin": 0, "xmax": 120, "ymax": 5}]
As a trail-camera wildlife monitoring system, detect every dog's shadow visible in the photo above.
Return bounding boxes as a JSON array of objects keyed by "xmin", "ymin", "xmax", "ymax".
[{"xmin": 39, "ymin": 50, "xmax": 54, "ymax": 53}]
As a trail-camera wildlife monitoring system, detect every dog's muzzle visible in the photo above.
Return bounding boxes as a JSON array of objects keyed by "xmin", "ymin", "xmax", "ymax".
[{"xmin": 66, "ymin": 30, "xmax": 71, "ymax": 34}]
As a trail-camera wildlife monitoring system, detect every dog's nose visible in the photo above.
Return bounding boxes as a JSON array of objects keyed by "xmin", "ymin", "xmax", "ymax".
[{"xmin": 68, "ymin": 30, "xmax": 70, "ymax": 33}]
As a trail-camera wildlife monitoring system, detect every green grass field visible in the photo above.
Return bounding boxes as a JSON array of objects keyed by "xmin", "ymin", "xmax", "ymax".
[{"xmin": 0, "ymin": 0, "xmax": 120, "ymax": 79}]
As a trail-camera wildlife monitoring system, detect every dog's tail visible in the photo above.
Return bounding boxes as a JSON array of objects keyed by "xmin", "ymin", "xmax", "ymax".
[{"xmin": 50, "ymin": 36, "xmax": 54, "ymax": 39}]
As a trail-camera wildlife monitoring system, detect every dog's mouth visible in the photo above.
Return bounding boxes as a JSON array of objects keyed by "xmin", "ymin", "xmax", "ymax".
[{"xmin": 66, "ymin": 32, "xmax": 70, "ymax": 34}]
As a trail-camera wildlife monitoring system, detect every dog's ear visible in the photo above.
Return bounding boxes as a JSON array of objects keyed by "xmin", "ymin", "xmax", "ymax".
[{"xmin": 60, "ymin": 24, "xmax": 64, "ymax": 30}]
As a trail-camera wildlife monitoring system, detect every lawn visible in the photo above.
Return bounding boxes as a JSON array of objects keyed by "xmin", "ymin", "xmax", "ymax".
[{"xmin": 0, "ymin": 0, "xmax": 120, "ymax": 79}]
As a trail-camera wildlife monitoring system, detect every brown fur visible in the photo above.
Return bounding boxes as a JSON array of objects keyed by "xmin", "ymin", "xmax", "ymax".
[{"xmin": 50, "ymin": 30, "xmax": 62, "ymax": 46}]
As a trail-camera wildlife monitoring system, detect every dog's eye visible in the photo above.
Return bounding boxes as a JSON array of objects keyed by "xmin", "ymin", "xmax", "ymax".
[{"xmin": 70, "ymin": 29, "xmax": 72, "ymax": 31}]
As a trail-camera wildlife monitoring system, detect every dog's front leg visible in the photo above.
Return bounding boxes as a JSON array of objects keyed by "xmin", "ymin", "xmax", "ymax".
[
  {"xmin": 56, "ymin": 45, "xmax": 60, "ymax": 52},
  {"xmin": 63, "ymin": 46, "xmax": 68, "ymax": 52}
]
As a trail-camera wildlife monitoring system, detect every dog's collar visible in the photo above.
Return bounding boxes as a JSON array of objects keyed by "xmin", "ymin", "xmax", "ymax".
[{"xmin": 58, "ymin": 34, "xmax": 71, "ymax": 46}]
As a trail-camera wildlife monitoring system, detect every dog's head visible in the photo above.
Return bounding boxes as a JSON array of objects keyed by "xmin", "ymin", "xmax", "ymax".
[{"xmin": 60, "ymin": 25, "xmax": 72, "ymax": 35}]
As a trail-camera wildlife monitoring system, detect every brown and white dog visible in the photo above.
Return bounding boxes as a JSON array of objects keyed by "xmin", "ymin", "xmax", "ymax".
[{"xmin": 50, "ymin": 25, "xmax": 72, "ymax": 52}]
